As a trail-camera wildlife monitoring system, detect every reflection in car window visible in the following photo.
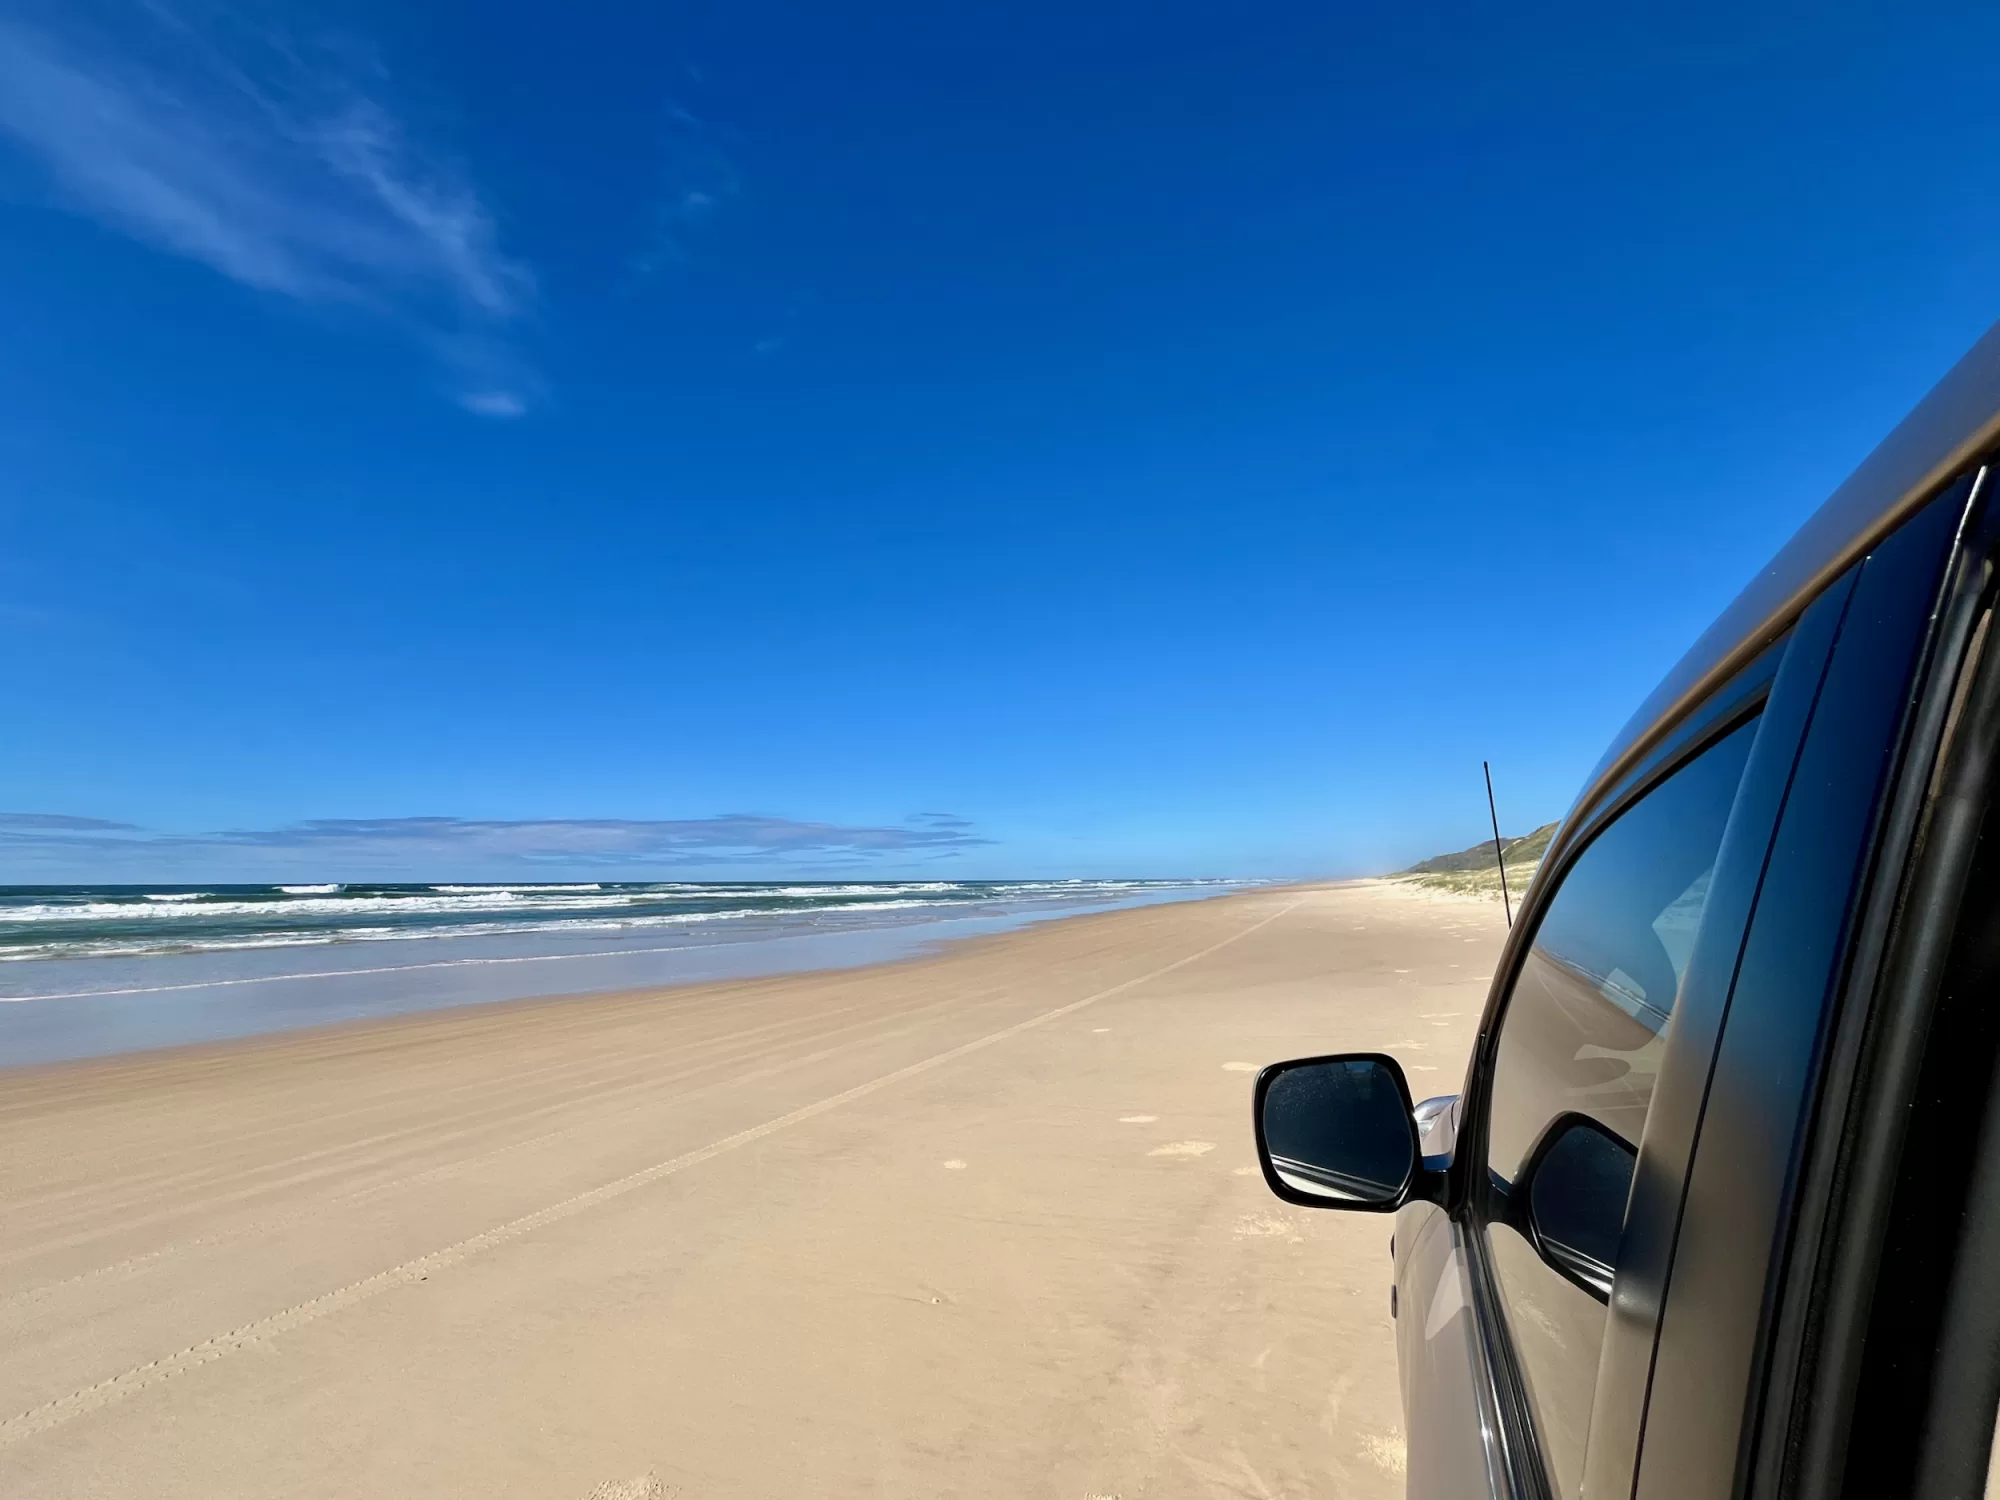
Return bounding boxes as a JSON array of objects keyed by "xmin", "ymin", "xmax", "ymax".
[
  {"xmin": 1483, "ymin": 717, "xmax": 1758, "ymax": 1498},
  {"xmin": 1527, "ymin": 1117, "xmax": 1637, "ymax": 1297}
]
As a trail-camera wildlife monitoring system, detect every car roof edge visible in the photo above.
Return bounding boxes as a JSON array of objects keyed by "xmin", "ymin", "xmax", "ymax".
[{"xmin": 1574, "ymin": 316, "xmax": 2000, "ymax": 826}]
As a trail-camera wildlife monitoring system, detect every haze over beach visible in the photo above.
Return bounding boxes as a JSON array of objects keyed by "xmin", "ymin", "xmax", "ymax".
[{"xmin": 4, "ymin": 1, "xmax": 1998, "ymax": 1495}]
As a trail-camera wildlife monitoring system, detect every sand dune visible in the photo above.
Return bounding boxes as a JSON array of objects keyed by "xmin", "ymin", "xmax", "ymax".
[{"xmin": 0, "ymin": 881, "xmax": 1501, "ymax": 1499}]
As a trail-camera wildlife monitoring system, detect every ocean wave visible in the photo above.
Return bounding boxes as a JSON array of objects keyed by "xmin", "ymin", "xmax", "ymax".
[
  {"xmin": 0, "ymin": 884, "xmax": 1002, "ymax": 926},
  {"xmin": 0, "ymin": 879, "xmax": 1249, "ymax": 964},
  {"xmin": 0, "ymin": 890, "xmax": 625, "ymax": 923},
  {"xmin": 0, "ymin": 902, "xmax": 919, "ymax": 961}
]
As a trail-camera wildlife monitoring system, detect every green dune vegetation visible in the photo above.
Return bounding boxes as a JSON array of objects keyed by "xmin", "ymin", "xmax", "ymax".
[{"xmin": 1391, "ymin": 821, "xmax": 1559, "ymax": 900}]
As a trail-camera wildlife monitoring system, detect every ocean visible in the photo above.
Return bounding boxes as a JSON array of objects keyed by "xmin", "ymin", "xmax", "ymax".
[{"xmin": 0, "ymin": 879, "xmax": 1243, "ymax": 1066}]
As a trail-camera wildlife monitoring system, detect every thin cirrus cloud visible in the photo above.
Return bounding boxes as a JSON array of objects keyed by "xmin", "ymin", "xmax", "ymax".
[
  {"xmin": 0, "ymin": 813, "xmax": 142, "ymax": 833},
  {"xmin": 632, "ymin": 103, "xmax": 740, "ymax": 280},
  {"xmin": 0, "ymin": 13, "xmax": 535, "ymax": 415},
  {"xmin": 0, "ymin": 811, "xmax": 992, "ymax": 880}
]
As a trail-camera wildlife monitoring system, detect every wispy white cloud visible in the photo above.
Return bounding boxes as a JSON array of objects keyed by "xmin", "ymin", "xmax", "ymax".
[
  {"xmin": 632, "ymin": 102, "xmax": 740, "ymax": 279},
  {"xmin": 0, "ymin": 812, "xmax": 990, "ymax": 880},
  {"xmin": 0, "ymin": 812, "xmax": 140, "ymax": 832},
  {"xmin": 0, "ymin": 11, "xmax": 535, "ymax": 413},
  {"xmin": 456, "ymin": 389, "xmax": 528, "ymax": 419}
]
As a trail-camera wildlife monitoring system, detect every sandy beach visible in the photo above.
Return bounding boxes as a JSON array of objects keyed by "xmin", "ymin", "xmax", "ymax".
[{"xmin": 0, "ymin": 880, "xmax": 1503, "ymax": 1499}]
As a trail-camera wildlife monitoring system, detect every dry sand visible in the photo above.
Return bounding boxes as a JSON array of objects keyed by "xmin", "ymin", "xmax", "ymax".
[{"xmin": 0, "ymin": 880, "xmax": 1504, "ymax": 1499}]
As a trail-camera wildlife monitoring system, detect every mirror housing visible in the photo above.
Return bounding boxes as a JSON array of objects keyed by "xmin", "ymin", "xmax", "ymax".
[{"xmin": 1252, "ymin": 1052, "xmax": 1444, "ymax": 1212}]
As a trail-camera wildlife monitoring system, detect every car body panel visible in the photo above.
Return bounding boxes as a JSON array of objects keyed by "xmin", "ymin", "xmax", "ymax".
[
  {"xmin": 1633, "ymin": 470, "xmax": 1975, "ymax": 1499},
  {"xmin": 1579, "ymin": 568, "xmax": 1857, "ymax": 1498},
  {"xmin": 1261, "ymin": 320, "xmax": 2000, "ymax": 1499},
  {"xmin": 1395, "ymin": 1199, "xmax": 1505, "ymax": 1499},
  {"xmin": 1390, "ymin": 545, "xmax": 1872, "ymax": 1499}
]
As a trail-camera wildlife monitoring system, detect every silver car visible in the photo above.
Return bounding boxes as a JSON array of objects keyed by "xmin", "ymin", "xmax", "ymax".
[{"xmin": 1254, "ymin": 319, "xmax": 2000, "ymax": 1500}]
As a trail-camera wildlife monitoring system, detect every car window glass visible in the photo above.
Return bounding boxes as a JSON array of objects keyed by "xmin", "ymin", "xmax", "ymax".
[{"xmin": 1483, "ymin": 717, "xmax": 1759, "ymax": 1498}]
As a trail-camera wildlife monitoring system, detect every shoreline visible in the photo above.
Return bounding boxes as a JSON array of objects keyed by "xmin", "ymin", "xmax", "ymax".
[
  {"xmin": 0, "ymin": 880, "xmax": 1278, "ymax": 1070},
  {"xmin": 0, "ymin": 879, "xmax": 1503, "ymax": 1499}
]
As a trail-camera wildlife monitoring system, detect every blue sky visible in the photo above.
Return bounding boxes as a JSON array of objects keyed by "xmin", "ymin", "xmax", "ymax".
[{"xmin": 3, "ymin": 1, "xmax": 1998, "ymax": 882}]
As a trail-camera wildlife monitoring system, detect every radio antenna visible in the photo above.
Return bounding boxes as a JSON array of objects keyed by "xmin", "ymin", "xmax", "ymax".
[{"xmin": 1484, "ymin": 760, "xmax": 1513, "ymax": 928}]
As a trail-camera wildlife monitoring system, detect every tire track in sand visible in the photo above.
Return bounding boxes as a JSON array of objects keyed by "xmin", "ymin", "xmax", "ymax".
[
  {"xmin": 0, "ymin": 898, "xmax": 1298, "ymax": 1450},
  {"xmin": 0, "ymin": 974, "xmax": 1004, "ymax": 1298}
]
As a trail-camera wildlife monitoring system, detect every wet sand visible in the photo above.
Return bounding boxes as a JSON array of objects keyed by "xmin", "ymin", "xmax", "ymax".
[{"xmin": 0, "ymin": 880, "xmax": 1502, "ymax": 1499}]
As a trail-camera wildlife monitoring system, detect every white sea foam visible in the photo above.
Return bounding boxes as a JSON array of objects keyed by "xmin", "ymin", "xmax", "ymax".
[
  {"xmin": 0, "ymin": 879, "xmax": 1251, "ymax": 967},
  {"xmin": 432, "ymin": 884, "xmax": 600, "ymax": 893},
  {"xmin": 0, "ymin": 889, "xmax": 1190, "ymax": 964},
  {"xmin": 0, "ymin": 891, "xmax": 622, "ymax": 923},
  {"xmin": 8, "ymin": 887, "xmax": 965, "ymax": 926},
  {"xmin": 0, "ymin": 888, "xmax": 1228, "ymax": 1000},
  {"xmin": 0, "ymin": 897, "xmax": 976, "ymax": 960}
]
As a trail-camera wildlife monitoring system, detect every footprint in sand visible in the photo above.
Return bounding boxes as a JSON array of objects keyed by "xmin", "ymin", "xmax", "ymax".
[
  {"xmin": 1118, "ymin": 1114, "xmax": 1158, "ymax": 1124},
  {"xmin": 584, "ymin": 1474, "xmax": 665, "ymax": 1500},
  {"xmin": 1362, "ymin": 1432, "xmax": 1409, "ymax": 1477},
  {"xmin": 941, "ymin": 1159, "xmax": 968, "ymax": 1170},
  {"xmin": 1233, "ymin": 1212, "xmax": 1295, "ymax": 1237},
  {"xmin": 1149, "ymin": 1140, "xmax": 1216, "ymax": 1158},
  {"xmin": 1221, "ymin": 1061, "xmax": 1257, "ymax": 1072}
]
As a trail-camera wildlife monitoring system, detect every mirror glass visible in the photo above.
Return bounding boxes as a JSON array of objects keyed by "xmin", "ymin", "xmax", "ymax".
[
  {"xmin": 1260, "ymin": 1058, "xmax": 1414, "ymax": 1203},
  {"xmin": 1525, "ymin": 1116, "xmax": 1637, "ymax": 1298}
]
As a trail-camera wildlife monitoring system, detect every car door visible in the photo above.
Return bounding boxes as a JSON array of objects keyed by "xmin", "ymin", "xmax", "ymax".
[
  {"xmin": 1616, "ymin": 471, "xmax": 1979, "ymax": 1500},
  {"xmin": 1394, "ymin": 486, "xmax": 1978, "ymax": 1499},
  {"xmin": 1396, "ymin": 637, "xmax": 1816, "ymax": 1500},
  {"xmin": 1562, "ymin": 457, "xmax": 1988, "ymax": 1500},
  {"xmin": 1803, "ymin": 471, "xmax": 2000, "ymax": 1498},
  {"xmin": 1477, "ymin": 713, "xmax": 1765, "ymax": 1499}
]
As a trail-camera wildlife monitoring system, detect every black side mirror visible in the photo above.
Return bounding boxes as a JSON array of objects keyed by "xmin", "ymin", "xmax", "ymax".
[
  {"xmin": 1252, "ymin": 1053, "xmax": 1435, "ymax": 1212},
  {"xmin": 1512, "ymin": 1112, "xmax": 1637, "ymax": 1301}
]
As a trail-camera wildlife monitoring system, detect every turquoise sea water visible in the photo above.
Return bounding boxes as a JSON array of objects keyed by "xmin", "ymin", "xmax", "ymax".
[
  {"xmin": 0, "ymin": 879, "xmax": 1244, "ymax": 1066},
  {"xmin": 0, "ymin": 879, "xmax": 1238, "ymax": 965}
]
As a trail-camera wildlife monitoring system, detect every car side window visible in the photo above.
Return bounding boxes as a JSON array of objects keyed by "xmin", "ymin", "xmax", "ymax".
[{"xmin": 1481, "ymin": 717, "xmax": 1759, "ymax": 1498}]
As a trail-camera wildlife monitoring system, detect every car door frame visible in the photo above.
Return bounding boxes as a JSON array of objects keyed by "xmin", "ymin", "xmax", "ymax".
[
  {"xmin": 1731, "ymin": 458, "xmax": 2000, "ymax": 1500},
  {"xmin": 1410, "ymin": 466, "xmax": 1986, "ymax": 1500},
  {"xmin": 1410, "ymin": 602, "xmax": 1830, "ymax": 1500},
  {"xmin": 1623, "ymin": 466, "xmax": 1981, "ymax": 1500}
]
